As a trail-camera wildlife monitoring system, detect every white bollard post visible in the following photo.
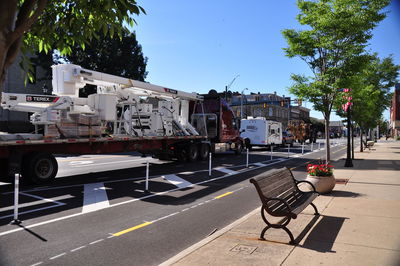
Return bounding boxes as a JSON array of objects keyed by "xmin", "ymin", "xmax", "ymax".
[
  {"xmin": 270, "ymin": 145, "xmax": 273, "ymax": 161},
  {"xmin": 145, "ymin": 159, "xmax": 149, "ymax": 191},
  {"xmin": 209, "ymin": 152, "xmax": 212, "ymax": 177},
  {"xmin": 287, "ymin": 144, "xmax": 290, "ymax": 158},
  {"xmin": 319, "ymin": 142, "xmax": 321, "ymax": 150},
  {"xmin": 13, "ymin": 174, "xmax": 20, "ymax": 224},
  {"xmin": 246, "ymin": 148, "xmax": 249, "ymax": 168},
  {"xmin": 301, "ymin": 144, "xmax": 304, "ymax": 155}
]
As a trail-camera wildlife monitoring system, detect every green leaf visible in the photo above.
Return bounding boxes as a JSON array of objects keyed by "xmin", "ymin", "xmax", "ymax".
[{"xmin": 39, "ymin": 40, "xmax": 43, "ymax": 52}]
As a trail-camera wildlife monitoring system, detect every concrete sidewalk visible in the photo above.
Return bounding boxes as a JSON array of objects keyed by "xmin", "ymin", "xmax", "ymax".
[{"xmin": 162, "ymin": 140, "xmax": 400, "ymax": 266}]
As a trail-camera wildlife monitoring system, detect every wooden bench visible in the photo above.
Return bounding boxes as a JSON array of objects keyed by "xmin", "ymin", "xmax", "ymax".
[{"xmin": 249, "ymin": 167, "xmax": 319, "ymax": 244}]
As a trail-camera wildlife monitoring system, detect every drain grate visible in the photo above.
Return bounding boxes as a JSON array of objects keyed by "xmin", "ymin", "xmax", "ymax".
[{"xmin": 335, "ymin": 178, "xmax": 349, "ymax": 184}]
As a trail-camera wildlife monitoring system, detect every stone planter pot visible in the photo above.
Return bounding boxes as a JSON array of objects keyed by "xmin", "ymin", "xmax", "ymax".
[{"xmin": 305, "ymin": 174, "xmax": 335, "ymax": 194}]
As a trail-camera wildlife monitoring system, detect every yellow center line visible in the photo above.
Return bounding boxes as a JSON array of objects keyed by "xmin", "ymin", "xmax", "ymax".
[
  {"xmin": 113, "ymin": 221, "xmax": 153, "ymax": 236},
  {"xmin": 215, "ymin": 192, "xmax": 233, "ymax": 199}
]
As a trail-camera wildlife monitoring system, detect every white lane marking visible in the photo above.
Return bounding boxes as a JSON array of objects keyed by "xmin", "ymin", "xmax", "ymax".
[
  {"xmin": 153, "ymin": 212, "xmax": 180, "ymax": 222},
  {"xmin": 214, "ymin": 167, "xmax": 238, "ymax": 175},
  {"xmin": 0, "ymin": 150, "xmax": 303, "ymax": 237},
  {"xmin": 70, "ymin": 245, "xmax": 86, "ymax": 252},
  {"xmin": 162, "ymin": 174, "xmax": 192, "ymax": 189},
  {"xmin": 69, "ymin": 161, "xmax": 94, "ymax": 166},
  {"xmin": 82, "ymin": 183, "xmax": 110, "ymax": 213},
  {"xmin": 180, "ymin": 171, "xmax": 195, "ymax": 175},
  {"xmin": 0, "ymin": 192, "xmax": 66, "ymax": 220},
  {"xmin": 30, "ymin": 262, "xmax": 43, "ymax": 266},
  {"xmin": 253, "ymin": 162, "xmax": 266, "ymax": 167},
  {"xmin": 49, "ymin": 253, "xmax": 66, "ymax": 260},
  {"xmin": 0, "ymin": 194, "xmax": 70, "ymax": 212},
  {"xmin": 89, "ymin": 239, "xmax": 104, "ymax": 245}
]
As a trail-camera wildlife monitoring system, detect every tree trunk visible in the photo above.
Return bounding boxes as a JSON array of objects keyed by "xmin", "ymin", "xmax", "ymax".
[
  {"xmin": 324, "ymin": 118, "xmax": 330, "ymax": 163},
  {"xmin": 360, "ymin": 128, "xmax": 364, "ymax": 152}
]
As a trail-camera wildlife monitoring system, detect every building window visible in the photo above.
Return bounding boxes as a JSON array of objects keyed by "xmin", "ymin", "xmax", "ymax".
[{"xmin": 269, "ymin": 107, "xmax": 273, "ymax": 117}]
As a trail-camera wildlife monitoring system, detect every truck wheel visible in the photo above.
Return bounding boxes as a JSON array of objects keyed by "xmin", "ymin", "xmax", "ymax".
[
  {"xmin": 235, "ymin": 142, "xmax": 243, "ymax": 155},
  {"xmin": 187, "ymin": 144, "xmax": 198, "ymax": 162},
  {"xmin": 22, "ymin": 153, "xmax": 58, "ymax": 184},
  {"xmin": 177, "ymin": 148, "xmax": 188, "ymax": 162},
  {"xmin": 198, "ymin": 144, "xmax": 210, "ymax": 160}
]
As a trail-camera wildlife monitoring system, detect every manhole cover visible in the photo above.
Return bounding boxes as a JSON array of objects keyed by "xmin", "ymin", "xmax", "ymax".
[{"xmin": 230, "ymin": 244, "xmax": 257, "ymax": 255}]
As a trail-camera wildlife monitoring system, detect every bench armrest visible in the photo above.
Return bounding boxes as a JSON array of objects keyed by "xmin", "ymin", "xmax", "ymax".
[{"xmin": 296, "ymin": 180, "xmax": 319, "ymax": 194}]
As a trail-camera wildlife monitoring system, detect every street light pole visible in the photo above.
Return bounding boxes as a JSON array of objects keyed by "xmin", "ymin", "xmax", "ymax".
[
  {"xmin": 344, "ymin": 105, "xmax": 353, "ymax": 167},
  {"xmin": 226, "ymin": 75, "xmax": 240, "ymax": 101},
  {"xmin": 241, "ymin": 88, "xmax": 248, "ymax": 120}
]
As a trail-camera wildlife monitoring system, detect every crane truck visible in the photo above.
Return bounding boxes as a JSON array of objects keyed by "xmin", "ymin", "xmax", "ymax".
[{"xmin": 0, "ymin": 64, "xmax": 243, "ymax": 184}]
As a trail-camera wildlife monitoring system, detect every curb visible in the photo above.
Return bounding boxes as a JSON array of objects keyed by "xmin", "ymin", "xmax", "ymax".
[{"xmin": 159, "ymin": 207, "xmax": 260, "ymax": 266}]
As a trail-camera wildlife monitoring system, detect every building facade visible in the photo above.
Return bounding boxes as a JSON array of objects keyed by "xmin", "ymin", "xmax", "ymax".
[
  {"xmin": 389, "ymin": 83, "xmax": 400, "ymax": 137},
  {"xmin": 229, "ymin": 92, "xmax": 310, "ymax": 130},
  {"xmin": 0, "ymin": 53, "xmax": 51, "ymax": 132}
]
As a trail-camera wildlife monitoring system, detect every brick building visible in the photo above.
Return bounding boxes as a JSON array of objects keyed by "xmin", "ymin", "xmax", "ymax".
[
  {"xmin": 389, "ymin": 83, "xmax": 400, "ymax": 137},
  {"xmin": 229, "ymin": 92, "xmax": 309, "ymax": 129}
]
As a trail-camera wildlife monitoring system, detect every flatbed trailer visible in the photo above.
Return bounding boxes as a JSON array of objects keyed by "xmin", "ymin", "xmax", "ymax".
[{"xmin": 0, "ymin": 134, "xmax": 210, "ymax": 184}]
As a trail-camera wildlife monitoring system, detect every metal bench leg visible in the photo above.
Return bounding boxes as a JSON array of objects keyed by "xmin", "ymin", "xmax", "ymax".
[
  {"xmin": 260, "ymin": 206, "xmax": 296, "ymax": 244},
  {"xmin": 282, "ymin": 226, "xmax": 296, "ymax": 245},
  {"xmin": 310, "ymin": 202, "xmax": 319, "ymax": 215}
]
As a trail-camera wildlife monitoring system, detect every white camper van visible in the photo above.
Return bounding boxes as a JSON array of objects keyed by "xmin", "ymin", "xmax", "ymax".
[{"xmin": 240, "ymin": 117, "xmax": 283, "ymax": 149}]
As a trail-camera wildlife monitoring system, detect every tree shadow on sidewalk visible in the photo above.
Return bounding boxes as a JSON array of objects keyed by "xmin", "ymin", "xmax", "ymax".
[{"xmin": 298, "ymin": 215, "xmax": 348, "ymax": 253}]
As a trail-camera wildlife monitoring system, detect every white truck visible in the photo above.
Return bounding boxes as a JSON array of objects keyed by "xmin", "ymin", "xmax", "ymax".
[{"xmin": 240, "ymin": 117, "xmax": 282, "ymax": 149}]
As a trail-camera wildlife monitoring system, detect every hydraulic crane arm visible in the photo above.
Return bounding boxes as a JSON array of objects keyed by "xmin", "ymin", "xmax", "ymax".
[{"xmin": 52, "ymin": 64, "xmax": 203, "ymax": 101}]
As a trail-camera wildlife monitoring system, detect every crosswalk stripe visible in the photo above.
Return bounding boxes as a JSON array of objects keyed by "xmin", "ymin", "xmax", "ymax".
[
  {"xmin": 162, "ymin": 174, "xmax": 192, "ymax": 188},
  {"xmin": 82, "ymin": 182, "xmax": 110, "ymax": 213},
  {"xmin": 215, "ymin": 167, "xmax": 238, "ymax": 175}
]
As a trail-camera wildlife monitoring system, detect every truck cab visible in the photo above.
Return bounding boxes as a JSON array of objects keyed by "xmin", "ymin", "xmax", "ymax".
[{"xmin": 190, "ymin": 95, "xmax": 243, "ymax": 154}]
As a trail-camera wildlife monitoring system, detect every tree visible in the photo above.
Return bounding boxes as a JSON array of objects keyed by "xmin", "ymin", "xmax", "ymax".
[
  {"xmin": 282, "ymin": 0, "xmax": 389, "ymax": 163},
  {"xmin": 0, "ymin": 0, "xmax": 145, "ymax": 93},
  {"xmin": 64, "ymin": 30, "xmax": 148, "ymax": 97},
  {"xmin": 67, "ymin": 31, "xmax": 148, "ymax": 81},
  {"xmin": 347, "ymin": 54, "xmax": 399, "ymax": 150}
]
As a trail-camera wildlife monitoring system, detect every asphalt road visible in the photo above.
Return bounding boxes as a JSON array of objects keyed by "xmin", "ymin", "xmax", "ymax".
[{"xmin": 0, "ymin": 139, "xmax": 349, "ymax": 266}]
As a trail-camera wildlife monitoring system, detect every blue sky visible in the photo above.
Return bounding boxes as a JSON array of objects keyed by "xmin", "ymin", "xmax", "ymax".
[{"xmin": 134, "ymin": 0, "xmax": 400, "ymax": 121}]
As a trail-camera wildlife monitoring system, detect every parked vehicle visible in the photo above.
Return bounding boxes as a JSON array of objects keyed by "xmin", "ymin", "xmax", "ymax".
[
  {"xmin": 287, "ymin": 122, "xmax": 317, "ymax": 144},
  {"xmin": 0, "ymin": 64, "xmax": 243, "ymax": 184},
  {"xmin": 240, "ymin": 117, "xmax": 282, "ymax": 149},
  {"xmin": 282, "ymin": 131, "xmax": 294, "ymax": 147}
]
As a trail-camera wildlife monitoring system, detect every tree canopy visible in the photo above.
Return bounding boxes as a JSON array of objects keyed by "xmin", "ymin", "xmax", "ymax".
[
  {"xmin": 0, "ymin": 0, "xmax": 145, "ymax": 91},
  {"xmin": 282, "ymin": 0, "xmax": 390, "ymax": 162},
  {"xmin": 66, "ymin": 31, "xmax": 148, "ymax": 82},
  {"xmin": 345, "ymin": 54, "xmax": 399, "ymax": 144}
]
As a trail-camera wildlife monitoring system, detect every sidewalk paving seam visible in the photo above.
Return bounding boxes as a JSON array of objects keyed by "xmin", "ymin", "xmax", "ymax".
[{"xmin": 298, "ymin": 238, "xmax": 400, "ymax": 252}]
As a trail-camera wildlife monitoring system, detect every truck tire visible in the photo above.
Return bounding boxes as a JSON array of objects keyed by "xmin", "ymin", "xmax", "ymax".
[
  {"xmin": 22, "ymin": 153, "xmax": 58, "ymax": 184},
  {"xmin": 235, "ymin": 142, "xmax": 243, "ymax": 155},
  {"xmin": 177, "ymin": 148, "xmax": 188, "ymax": 162},
  {"xmin": 198, "ymin": 143, "xmax": 210, "ymax": 160},
  {"xmin": 187, "ymin": 144, "xmax": 198, "ymax": 162}
]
